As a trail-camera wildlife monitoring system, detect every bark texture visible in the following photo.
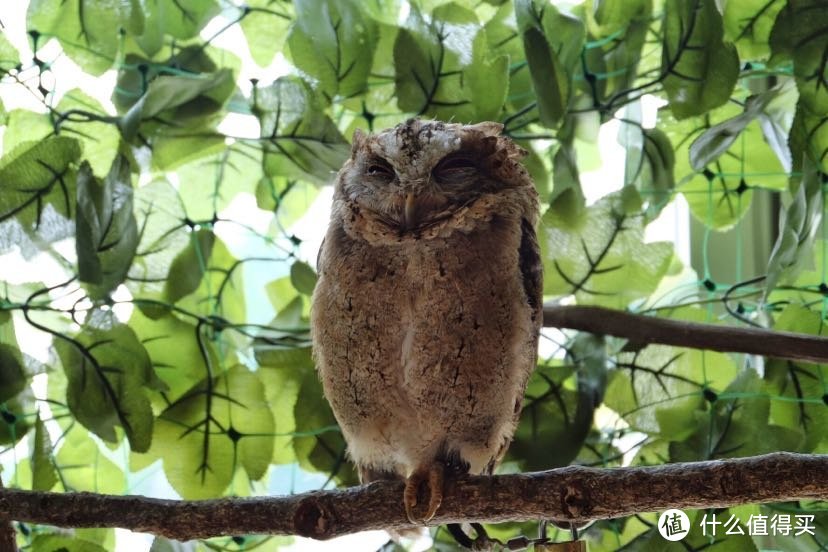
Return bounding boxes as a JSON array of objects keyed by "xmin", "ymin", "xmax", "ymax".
[{"xmin": 0, "ymin": 452, "xmax": 825, "ymax": 541}]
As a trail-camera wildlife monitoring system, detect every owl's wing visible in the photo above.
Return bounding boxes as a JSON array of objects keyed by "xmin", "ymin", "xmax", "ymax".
[
  {"xmin": 518, "ymin": 218, "xmax": 543, "ymax": 324},
  {"xmin": 316, "ymin": 237, "xmax": 325, "ymax": 273}
]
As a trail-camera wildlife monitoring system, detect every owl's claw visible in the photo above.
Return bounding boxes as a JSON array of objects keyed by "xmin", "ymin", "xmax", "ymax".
[{"xmin": 404, "ymin": 462, "xmax": 444, "ymax": 524}]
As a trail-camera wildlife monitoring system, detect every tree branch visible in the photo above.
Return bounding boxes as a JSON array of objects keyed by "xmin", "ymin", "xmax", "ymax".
[
  {"xmin": 543, "ymin": 305, "xmax": 828, "ymax": 365},
  {"xmin": 0, "ymin": 453, "xmax": 825, "ymax": 541},
  {"xmin": 0, "ymin": 476, "xmax": 15, "ymax": 552}
]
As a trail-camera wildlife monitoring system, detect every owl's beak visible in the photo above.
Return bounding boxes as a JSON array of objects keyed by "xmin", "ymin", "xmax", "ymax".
[{"xmin": 403, "ymin": 192, "xmax": 418, "ymax": 230}]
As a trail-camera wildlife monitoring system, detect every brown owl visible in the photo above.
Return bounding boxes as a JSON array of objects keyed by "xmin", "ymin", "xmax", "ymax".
[{"xmin": 311, "ymin": 119, "xmax": 542, "ymax": 530}]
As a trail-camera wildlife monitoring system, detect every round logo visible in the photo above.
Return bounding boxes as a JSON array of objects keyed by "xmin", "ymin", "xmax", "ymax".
[{"xmin": 658, "ymin": 509, "xmax": 690, "ymax": 541}]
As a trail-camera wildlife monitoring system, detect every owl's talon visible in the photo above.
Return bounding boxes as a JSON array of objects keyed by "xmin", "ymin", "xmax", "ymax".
[{"xmin": 404, "ymin": 463, "xmax": 444, "ymax": 524}]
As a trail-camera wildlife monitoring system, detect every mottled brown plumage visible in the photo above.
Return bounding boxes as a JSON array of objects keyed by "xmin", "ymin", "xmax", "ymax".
[{"xmin": 311, "ymin": 119, "xmax": 542, "ymax": 525}]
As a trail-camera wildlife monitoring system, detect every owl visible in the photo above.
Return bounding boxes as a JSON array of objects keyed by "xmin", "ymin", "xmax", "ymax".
[{"xmin": 311, "ymin": 119, "xmax": 542, "ymax": 530}]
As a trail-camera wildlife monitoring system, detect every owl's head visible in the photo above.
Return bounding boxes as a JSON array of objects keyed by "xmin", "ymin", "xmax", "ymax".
[{"xmin": 334, "ymin": 119, "xmax": 533, "ymax": 237}]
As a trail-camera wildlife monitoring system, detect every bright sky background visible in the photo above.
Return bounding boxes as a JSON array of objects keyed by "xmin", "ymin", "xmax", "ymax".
[{"xmin": 0, "ymin": 1, "xmax": 692, "ymax": 550}]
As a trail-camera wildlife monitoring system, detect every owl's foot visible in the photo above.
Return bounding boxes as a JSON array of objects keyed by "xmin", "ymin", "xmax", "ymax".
[{"xmin": 403, "ymin": 462, "xmax": 444, "ymax": 524}]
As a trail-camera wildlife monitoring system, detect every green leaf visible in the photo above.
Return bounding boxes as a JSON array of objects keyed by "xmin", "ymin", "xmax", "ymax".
[
  {"xmin": 0, "ymin": 136, "xmax": 81, "ymax": 229},
  {"xmin": 240, "ymin": 1, "xmax": 294, "ymax": 67},
  {"xmin": 0, "ymin": 344, "xmax": 26, "ymax": 404},
  {"xmin": 151, "ymin": 365, "xmax": 275, "ymax": 499},
  {"xmin": 288, "ymin": 0, "xmax": 379, "ymax": 101},
  {"xmin": 689, "ymin": 87, "xmax": 783, "ymax": 171},
  {"xmin": 661, "ymin": 0, "xmax": 740, "ymax": 119},
  {"xmin": 56, "ymin": 425, "xmax": 126, "ymax": 493},
  {"xmin": 670, "ymin": 369, "xmax": 802, "ymax": 461},
  {"xmin": 551, "ymin": 139, "xmax": 585, "ymax": 207},
  {"xmin": 175, "ymin": 144, "xmax": 262, "ymax": 220},
  {"xmin": 293, "ymin": 368, "xmax": 358, "ymax": 486},
  {"xmin": 1, "ymin": 109, "xmax": 52, "ymax": 156},
  {"xmin": 769, "ymin": 0, "xmax": 828, "ymax": 115},
  {"xmin": 76, "ymin": 156, "xmax": 138, "ymax": 300},
  {"xmin": 120, "ymin": 69, "xmax": 233, "ymax": 141},
  {"xmin": 55, "ymin": 320, "xmax": 162, "ymax": 452},
  {"xmin": 771, "ymin": 1, "xmax": 828, "ymax": 171},
  {"xmin": 255, "ymin": 77, "xmax": 350, "ymax": 185},
  {"xmin": 662, "ymin": 102, "xmax": 788, "ymax": 230},
  {"xmin": 151, "ymin": 130, "xmax": 226, "ymax": 172},
  {"xmin": 27, "ymin": 0, "xmax": 140, "ymax": 75},
  {"xmin": 128, "ymin": 310, "xmax": 214, "ymax": 404},
  {"xmin": 765, "ymin": 157, "xmax": 823, "ymax": 294},
  {"xmin": 0, "ymin": 30, "xmax": 20, "ymax": 71},
  {"xmin": 31, "ymin": 414, "xmax": 57, "ymax": 491},
  {"xmin": 393, "ymin": 5, "xmax": 508, "ymax": 122},
  {"xmin": 723, "ymin": 0, "xmax": 786, "ymax": 60},
  {"xmin": 507, "ymin": 362, "xmax": 592, "ymax": 471},
  {"xmin": 516, "ymin": 0, "xmax": 585, "ymax": 128},
  {"xmin": 163, "ymin": 229, "xmax": 216, "ymax": 305},
  {"xmin": 258, "ymin": 348, "xmax": 310, "ymax": 464},
  {"xmin": 0, "ymin": 386, "xmax": 33, "ymax": 445},
  {"xmin": 541, "ymin": 191, "xmax": 673, "ymax": 308},
  {"xmin": 290, "ymin": 260, "xmax": 317, "ymax": 295},
  {"xmin": 582, "ymin": 0, "xmax": 653, "ymax": 104},
  {"xmin": 31, "ymin": 534, "xmax": 109, "ymax": 552},
  {"xmin": 176, "ymin": 235, "xmax": 247, "ymax": 324},
  {"xmin": 56, "ymin": 90, "xmax": 120, "ymax": 177},
  {"xmin": 765, "ymin": 305, "xmax": 828, "ymax": 452},
  {"xmin": 133, "ymin": 0, "xmax": 220, "ymax": 57}
]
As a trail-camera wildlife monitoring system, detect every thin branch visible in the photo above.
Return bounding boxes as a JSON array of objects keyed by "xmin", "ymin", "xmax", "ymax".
[
  {"xmin": 543, "ymin": 305, "xmax": 828, "ymax": 365},
  {"xmin": 0, "ymin": 453, "xmax": 825, "ymax": 541}
]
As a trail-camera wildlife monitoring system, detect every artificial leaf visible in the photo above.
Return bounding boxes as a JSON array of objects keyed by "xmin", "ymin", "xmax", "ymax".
[
  {"xmin": 689, "ymin": 87, "xmax": 785, "ymax": 171},
  {"xmin": 515, "ymin": 0, "xmax": 585, "ymax": 127},
  {"xmin": 151, "ymin": 365, "xmax": 275, "ymax": 498},
  {"xmin": 0, "ymin": 136, "xmax": 81, "ymax": 229},
  {"xmin": 27, "ymin": 0, "xmax": 140, "ymax": 75},
  {"xmin": 293, "ymin": 368, "xmax": 357, "ymax": 486},
  {"xmin": 393, "ymin": 5, "xmax": 508, "ymax": 122},
  {"xmin": 661, "ymin": 0, "xmax": 740, "ymax": 119},
  {"xmin": 55, "ymin": 320, "xmax": 162, "ymax": 452},
  {"xmin": 174, "ymin": 144, "xmax": 262, "ymax": 220},
  {"xmin": 31, "ymin": 534, "xmax": 109, "ymax": 552},
  {"xmin": 255, "ymin": 77, "xmax": 350, "ymax": 185},
  {"xmin": 0, "ymin": 344, "xmax": 26, "ymax": 404},
  {"xmin": 765, "ymin": 305, "xmax": 828, "ymax": 452},
  {"xmin": 723, "ymin": 0, "xmax": 786, "ymax": 60},
  {"xmin": 128, "ymin": 310, "xmax": 214, "ymax": 404},
  {"xmin": 76, "ymin": 156, "xmax": 138, "ymax": 300},
  {"xmin": 662, "ymin": 102, "xmax": 788, "ymax": 230},
  {"xmin": 290, "ymin": 260, "xmax": 317, "ymax": 295},
  {"xmin": 31, "ymin": 414, "xmax": 57, "ymax": 491},
  {"xmin": 288, "ymin": 0, "xmax": 378, "ymax": 101},
  {"xmin": 670, "ymin": 370, "xmax": 803, "ymax": 461},
  {"xmin": 56, "ymin": 425, "xmax": 126, "ymax": 493},
  {"xmin": 56, "ymin": 90, "xmax": 121, "ymax": 177},
  {"xmin": 240, "ymin": 1, "xmax": 294, "ymax": 67},
  {"xmin": 541, "ymin": 191, "xmax": 673, "ymax": 308},
  {"xmin": 0, "ymin": 31, "xmax": 20, "ymax": 71},
  {"xmin": 0, "ymin": 384, "xmax": 34, "ymax": 445},
  {"xmin": 765, "ymin": 157, "xmax": 823, "ymax": 294},
  {"xmin": 133, "ymin": 0, "xmax": 220, "ymax": 57},
  {"xmin": 163, "ymin": 229, "xmax": 216, "ymax": 306},
  {"xmin": 581, "ymin": 0, "xmax": 653, "ymax": 104},
  {"xmin": 120, "ymin": 69, "xmax": 232, "ymax": 141}
]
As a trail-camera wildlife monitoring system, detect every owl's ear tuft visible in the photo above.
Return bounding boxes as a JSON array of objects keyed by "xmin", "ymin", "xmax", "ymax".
[
  {"xmin": 351, "ymin": 129, "xmax": 367, "ymax": 159},
  {"xmin": 467, "ymin": 121, "xmax": 503, "ymax": 137}
]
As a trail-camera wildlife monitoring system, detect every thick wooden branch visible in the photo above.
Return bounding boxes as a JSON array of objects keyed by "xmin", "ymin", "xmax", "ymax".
[
  {"xmin": 1, "ymin": 453, "xmax": 825, "ymax": 541},
  {"xmin": 543, "ymin": 305, "xmax": 828, "ymax": 365}
]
